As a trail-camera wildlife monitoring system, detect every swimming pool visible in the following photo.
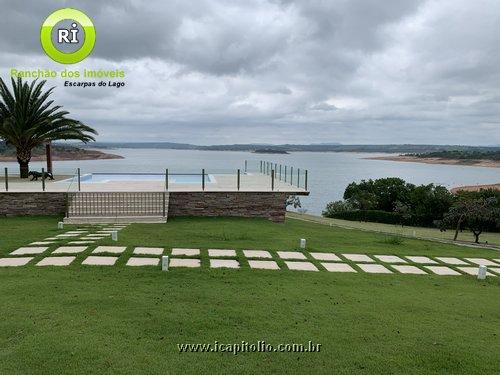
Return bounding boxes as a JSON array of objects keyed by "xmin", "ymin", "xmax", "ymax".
[{"xmin": 60, "ymin": 173, "xmax": 215, "ymax": 184}]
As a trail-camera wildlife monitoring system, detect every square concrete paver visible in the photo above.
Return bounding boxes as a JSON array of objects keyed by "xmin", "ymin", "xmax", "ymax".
[
  {"xmin": 243, "ymin": 250, "xmax": 272, "ymax": 259},
  {"xmin": 374, "ymin": 255, "xmax": 407, "ymax": 264},
  {"xmin": 285, "ymin": 261, "xmax": 319, "ymax": 271},
  {"xmin": 392, "ymin": 265, "xmax": 427, "ymax": 275},
  {"xmin": 170, "ymin": 258, "xmax": 201, "ymax": 268},
  {"xmin": 30, "ymin": 241, "xmax": 54, "ymax": 245},
  {"xmin": 52, "ymin": 246, "xmax": 88, "ymax": 254},
  {"xmin": 310, "ymin": 252, "xmax": 342, "ymax": 261},
  {"xmin": 0, "ymin": 257, "xmax": 33, "ymax": 267},
  {"xmin": 37, "ymin": 256, "xmax": 75, "ymax": 266},
  {"xmin": 322, "ymin": 263, "xmax": 357, "ymax": 273},
  {"xmin": 405, "ymin": 256, "xmax": 438, "ymax": 264},
  {"xmin": 210, "ymin": 259, "xmax": 240, "ymax": 269},
  {"xmin": 248, "ymin": 260, "xmax": 280, "ymax": 270},
  {"xmin": 126, "ymin": 257, "xmax": 159, "ymax": 266},
  {"xmin": 464, "ymin": 258, "xmax": 498, "ymax": 266},
  {"xmin": 457, "ymin": 267, "xmax": 496, "ymax": 276},
  {"xmin": 208, "ymin": 249, "xmax": 237, "ymax": 257},
  {"xmin": 68, "ymin": 241, "xmax": 95, "ymax": 245},
  {"xmin": 425, "ymin": 266, "xmax": 461, "ymax": 275},
  {"xmin": 133, "ymin": 247, "xmax": 164, "ymax": 256},
  {"xmin": 277, "ymin": 251, "xmax": 307, "ymax": 260},
  {"xmin": 489, "ymin": 268, "xmax": 500, "ymax": 275},
  {"xmin": 11, "ymin": 247, "xmax": 48, "ymax": 255},
  {"xmin": 435, "ymin": 257, "xmax": 469, "ymax": 265},
  {"xmin": 92, "ymin": 246, "xmax": 127, "ymax": 254},
  {"xmin": 357, "ymin": 264, "xmax": 393, "ymax": 274},
  {"xmin": 171, "ymin": 248, "xmax": 200, "ymax": 256},
  {"xmin": 44, "ymin": 237, "xmax": 59, "ymax": 240},
  {"xmin": 82, "ymin": 256, "xmax": 118, "ymax": 266},
  {"xmin": 342, "ymin": 254, "xmax": 374, "ymax": 263},
  {"xmin": 56, "ymin": 234, "xmax": 80, "ymax": 238}
]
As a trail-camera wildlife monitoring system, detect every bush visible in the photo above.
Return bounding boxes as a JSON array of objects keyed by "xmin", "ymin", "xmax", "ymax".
[
  {"xmin": 322, "ymin": 200, "xmax": 355, "ymax": 217},
  {"xmin": 328, "ymin": 209, "xmax": 404, "ymax": 225},
  {"xmin": 381, "ymin": 236, "xmax": 405, "ymax": 245}
]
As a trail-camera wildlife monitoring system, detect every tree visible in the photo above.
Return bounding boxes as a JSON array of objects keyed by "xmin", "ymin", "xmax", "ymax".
[
  {"xmin": 0, "ymin": 78, "xmax": 97, "ymax": 178},
  {"xmin": 441, "ymin": 197, "xmax": 500, "ymax": 243},
  {"xmin": 322, "ymin": 200, "xmax": 355, "ymax": 217},
  {"xmin": 343, "ymin": 178, "xmax": 413, "ymax": 211},
  {"xmin": 407, "ymin": 184, "xmax": 454, "ymax": 226}
]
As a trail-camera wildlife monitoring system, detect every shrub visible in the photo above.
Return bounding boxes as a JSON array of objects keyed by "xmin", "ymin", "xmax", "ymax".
[
  {"xmin": 381, "ymin": 236, "xmax": 405, "ymax": 245},
  {"xmin": 322, "ymin": 200, "xmax": 355, "ymax": 217},
  {"xmin": 328, "ymin": 209, "xmax": 404, "ymax": 225}
]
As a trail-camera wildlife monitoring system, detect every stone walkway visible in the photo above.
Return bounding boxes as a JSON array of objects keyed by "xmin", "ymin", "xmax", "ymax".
[
  {"xmin": 1, "ymin": 223, "xmax": 499, "ymax": 277},
  {"xmin": 1, "ymin": 233, "xmax": 500, "ymax": 277}
]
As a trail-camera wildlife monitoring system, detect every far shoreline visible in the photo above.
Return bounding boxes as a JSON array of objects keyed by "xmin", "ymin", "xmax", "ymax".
[
  {"xmin": 365, "ymin": 155, "xmax": 500, "ymax": 169},
  {"xmin": 0, "ymin": 148, "xmax": 124, "ymax": 162}
]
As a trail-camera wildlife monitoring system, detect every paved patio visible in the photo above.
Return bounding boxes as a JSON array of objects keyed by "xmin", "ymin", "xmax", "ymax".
[{"xmin": 0, "ymin": 172, "xmax": 307, "ymax": 193}]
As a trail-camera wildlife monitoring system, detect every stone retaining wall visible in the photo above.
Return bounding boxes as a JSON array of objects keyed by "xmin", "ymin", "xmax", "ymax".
[
  {"xmin": 0, "ymin": 191, "xmax": 291, "ymax": 222},
  {"xmin": 168, "ymin": 192, "xmax": 289, "ymax": 222},
  {"xmin": 0, "ymin": 192, "xmax": 67, "ymax": 216}
]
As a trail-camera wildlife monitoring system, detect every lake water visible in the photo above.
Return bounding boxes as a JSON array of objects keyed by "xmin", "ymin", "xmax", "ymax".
[{"xmin": 3, "ymin": 148, "xmax": 499, "ymax": 215}]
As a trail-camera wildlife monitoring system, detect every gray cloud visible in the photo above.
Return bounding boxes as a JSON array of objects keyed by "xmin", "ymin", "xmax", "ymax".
[{"xmin": 0, "ymin": 0, "xmax": 499, "ymax": 145}]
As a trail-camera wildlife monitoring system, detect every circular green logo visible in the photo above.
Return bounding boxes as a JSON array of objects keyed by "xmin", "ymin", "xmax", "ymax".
[{"xmin": 40, "ymin": 8, "xmax": 95, "ymax": 64}]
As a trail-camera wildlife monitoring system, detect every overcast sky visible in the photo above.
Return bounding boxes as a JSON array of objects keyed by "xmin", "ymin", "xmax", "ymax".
[{"xmin": 1, "ymin": 0, "xmax": 499, "ymax": 145}]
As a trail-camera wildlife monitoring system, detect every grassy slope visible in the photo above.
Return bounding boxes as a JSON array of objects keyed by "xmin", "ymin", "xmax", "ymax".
[
  {"xmin": 288, "ymin": 212, "xmax": 500, "ymax": 247},
  {"xmin": 0, "ymin": 216, "xmax": 499, "ymax": 374}
]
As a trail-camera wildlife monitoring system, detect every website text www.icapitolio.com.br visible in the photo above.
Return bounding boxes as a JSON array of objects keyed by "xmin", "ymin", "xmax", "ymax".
[{"xmin": 177, "ymin": 341, "xmax": 321, "ymax": 355}]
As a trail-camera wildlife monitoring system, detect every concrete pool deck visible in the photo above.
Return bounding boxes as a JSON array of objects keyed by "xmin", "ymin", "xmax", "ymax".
[{"xmin": 0, "ymin": 173, "xmax": 308, "ymax": 193}]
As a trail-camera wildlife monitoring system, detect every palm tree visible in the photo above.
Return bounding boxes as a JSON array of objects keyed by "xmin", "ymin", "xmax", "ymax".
[{"xmin": 0, "ymin": 77, "xmax": 97, "ymax": 178}]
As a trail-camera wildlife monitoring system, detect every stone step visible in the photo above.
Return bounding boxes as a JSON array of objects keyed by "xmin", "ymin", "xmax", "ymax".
[{"xmin": 63, "ymin": 216, "xmax": 168, "ymax": 224}]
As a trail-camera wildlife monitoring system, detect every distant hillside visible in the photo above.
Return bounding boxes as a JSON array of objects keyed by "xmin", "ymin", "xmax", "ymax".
[
  {"xmin": 80, "ymin": 142, "xmax": 500, "ymax": 154},
  {"xmin": 0, "ymin": 142, "xmax": 122, "ymax": 161},
  {"xmin": 407, "ymin": 150, "xmax": 500, "ymax": 161}
]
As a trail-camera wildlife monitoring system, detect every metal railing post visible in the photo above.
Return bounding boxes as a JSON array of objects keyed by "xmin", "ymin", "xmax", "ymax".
[
  {"xmin": 4, "ymin": 167, "xmax": 8, "ymax": 191},
  {"xmin": 237, "ymin": 169, "xmax": 240, "ymax": 191},
  {"xmin": 271, "ymin": 169, "xmax": 274, "ymax": 191},
  {"xmin": 162, "ymin": 191, "xmax": 166, "ymax": 217},
  {"xmin": 260, "ymin": 161, "xmax": 262, "ymax": 173},
  {"xmin": 42, "ymin": 168, "xmax": 46, "ymax": 191},
  {"xmin": 202, "ymin": 169, "xmax": 205, "ymax": 191},
  {"xmin": 279, "ymin": 164, "xmax": 282, "ymax": 181},
  {"xmin": 297, "ymin": 168, "xmax": 300, "ymax": 187},
  {"xmin": 305, "ymin": 170, "xmax": 308, "ymax": 190},
  {"xmin": 165, "ymin": 168, "xmax": 169, "ymax": 190},
  {"xmin": 290, "ymin": 166, "xmax": 293, "ymax": 185},
  {"xmin": 244, "ymin": 160, "xmax": 247, "ymax": 173},
  {"xmin": 77, "ymin": 168, "xmax": 81, "ymax": 191},
  {"xmin": 284, "ymin": 165, "xmax": 287, "ymax": 182}
]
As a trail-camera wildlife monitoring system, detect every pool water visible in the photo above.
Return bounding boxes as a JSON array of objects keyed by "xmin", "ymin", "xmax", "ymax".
[{"xmin": 61, "ymin": 173, "xmax": 214, "ymax": 184}]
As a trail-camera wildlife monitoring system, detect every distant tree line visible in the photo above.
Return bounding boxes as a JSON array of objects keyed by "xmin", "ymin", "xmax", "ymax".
[
  {"xmin": 406, "ymin": 150, "xmax": 500, "ymax": 161},
  {"xmin": 323, "ymin": 178, "xmax": 500, "ymax": 242}
]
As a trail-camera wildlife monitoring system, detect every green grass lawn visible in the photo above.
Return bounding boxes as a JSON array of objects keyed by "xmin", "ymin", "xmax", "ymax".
[
  {"xmin": 289, "ymin": 212, "xmax": 500, "ymax": 247},
  {"xmin": 0, "ymin": 216, "xmax": 499, "ymax": 374}
]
